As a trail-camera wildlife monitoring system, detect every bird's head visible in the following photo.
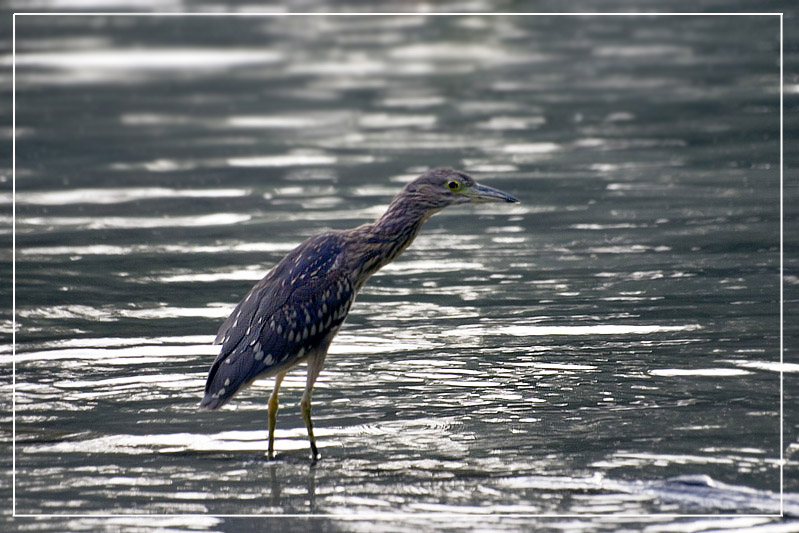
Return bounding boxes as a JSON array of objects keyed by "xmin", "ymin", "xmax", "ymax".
[{"xmin": 404, "ymin": 167, "xmax": 519, "ymax": 210}]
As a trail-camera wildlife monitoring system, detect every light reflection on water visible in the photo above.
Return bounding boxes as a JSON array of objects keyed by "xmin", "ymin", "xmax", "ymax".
[
  {"xmin": 8, "ymin": 10, "xmax": 789, "ymax": 531},
  {"xmin": 9, "ymin": 48, "xmax": 283, "ymax": 70},
  {"xmin": 6, "ymin": 187, "xmax": 251, "ymax": 206},
  {"xmin": 19, "ymin": 213, "xmax": 253, "ymax": 230}
]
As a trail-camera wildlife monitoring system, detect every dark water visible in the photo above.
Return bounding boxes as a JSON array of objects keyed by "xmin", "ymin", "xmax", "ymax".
[{"xmin": 4, "ymin": 10, "xmax": 797, "ymax": 532}]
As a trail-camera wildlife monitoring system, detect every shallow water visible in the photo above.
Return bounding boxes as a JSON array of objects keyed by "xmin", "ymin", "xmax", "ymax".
[{"xmin": 4, "ymin": 9, "xmax": 796, "ymax": 532}]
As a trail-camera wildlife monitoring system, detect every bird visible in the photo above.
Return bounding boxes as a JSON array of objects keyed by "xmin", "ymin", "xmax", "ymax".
[{"xmin": 199, "ymin": 167, "xmax": 519, "ymax": 462}]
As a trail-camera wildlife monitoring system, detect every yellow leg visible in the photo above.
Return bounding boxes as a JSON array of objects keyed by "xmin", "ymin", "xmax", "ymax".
[
  {"xmin": 267, "ymin": 372, "xmax": 286, "ymax": 460},
  {"xmin": 300, "ymin": 389, "xmax": 318, "ymax": 462},
  {"xmin": 301, "ymin": 351, "xmax": 328, "ymax": 463}
]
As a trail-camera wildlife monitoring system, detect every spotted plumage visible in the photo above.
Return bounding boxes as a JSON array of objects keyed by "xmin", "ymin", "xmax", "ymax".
[
  {"xmin": 200, "ymin": 233, "xmax": 354, "ymax": 409},
  {"xmin": 199, "ymin": 167, "xmax": 518, "ymax": 461}
]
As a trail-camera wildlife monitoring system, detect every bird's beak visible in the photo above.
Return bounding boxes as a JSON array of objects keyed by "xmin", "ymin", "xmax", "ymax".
[{"xmin": 465, "ymin": 183, "xmax": 520, "ymax": 204}]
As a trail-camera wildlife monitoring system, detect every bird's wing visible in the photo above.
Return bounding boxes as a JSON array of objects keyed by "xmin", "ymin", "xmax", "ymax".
[{"xmin": 200, "ymin": 233, "xmax": 355, "ymax": 409}]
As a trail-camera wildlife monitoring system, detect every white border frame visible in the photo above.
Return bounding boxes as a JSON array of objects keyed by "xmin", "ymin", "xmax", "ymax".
[{"xmin": 10, "ymin": 11, "xmax": 785, "ymax": 520}]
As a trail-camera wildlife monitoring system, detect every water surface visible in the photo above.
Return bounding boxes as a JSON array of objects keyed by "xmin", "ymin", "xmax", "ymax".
[{"xmin": 4, "ymin": 10, "xmax": 794, "ymax": 532}]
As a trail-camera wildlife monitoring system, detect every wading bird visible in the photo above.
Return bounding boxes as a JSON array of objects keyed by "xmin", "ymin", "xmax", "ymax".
[{"xmin": 199, "ymin": 168, "xmax": 518, "ymax": 461}]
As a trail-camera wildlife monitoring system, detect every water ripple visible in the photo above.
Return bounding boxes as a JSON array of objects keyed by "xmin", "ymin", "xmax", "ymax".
[
  {"xmin": 11, "ymin": 187, "xmax": 250, "ymax": 206},
  {"xmin": 11, "ymin": 48, "xmax": 283, "ymax": 70},
  {"xmin": 9, "ymin": 12, "xmax": 783, "ymax": 524}
]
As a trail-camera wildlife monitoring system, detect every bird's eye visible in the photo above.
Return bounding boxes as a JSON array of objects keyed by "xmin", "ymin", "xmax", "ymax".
[{"xmin": 447, "ymin": 180, "xmax": 462, "ymax": 192}]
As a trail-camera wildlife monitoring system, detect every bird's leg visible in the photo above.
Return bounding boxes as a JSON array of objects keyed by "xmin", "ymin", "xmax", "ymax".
[
  {"xmin": 301, "ymin": 352, "xmax": 327, "ymax": 463},
  {"xmin": 299, "ymin": 389, "xmax": 317, "ymax": 462},
  {"xmin": 267, "ymin": 372, "xmax": 286, "ymax": 460}
]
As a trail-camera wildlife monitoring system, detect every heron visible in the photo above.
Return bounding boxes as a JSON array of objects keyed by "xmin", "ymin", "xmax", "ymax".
[{"xmin": 199, "ymin": 167, "xmax": 519, "ymax": 461}]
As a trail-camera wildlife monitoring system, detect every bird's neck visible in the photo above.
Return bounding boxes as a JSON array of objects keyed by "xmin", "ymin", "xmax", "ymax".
[
  {"xmin": 350, "ymin": 194, "xmax": 439, "ymax": 286},
  {"xmin": 375, "ymin": 192, "xmax": 438, "ymax": 236}
]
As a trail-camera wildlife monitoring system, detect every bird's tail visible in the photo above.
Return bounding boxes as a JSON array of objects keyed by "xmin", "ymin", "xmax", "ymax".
[
  {"xmin": 199, "ymin": 336, "xmax": 279, "ymax": 410},
  {"xmin": 199, "ymin": 351, "xmax": 245, "ymax": 410},
  {"xmin": 199, "ymin": 395, "xmax": 226, "ymax": 410}
]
